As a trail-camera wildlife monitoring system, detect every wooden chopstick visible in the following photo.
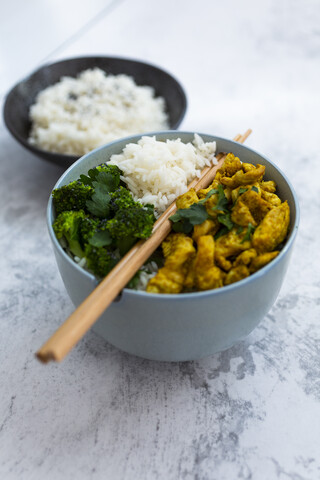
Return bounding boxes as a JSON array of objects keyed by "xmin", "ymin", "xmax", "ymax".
[{"xmin": 36, "ymin": 129, "xmax": 252, "ymax": 363}]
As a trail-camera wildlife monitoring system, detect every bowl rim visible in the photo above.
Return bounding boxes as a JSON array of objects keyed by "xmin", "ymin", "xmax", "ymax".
[
  {"xmin": 3, "ymin": 55, "xmax": 187, "ymax": 162},
  {"xmin": 47, "ymin": 131, "xmax": 300, "ymax": 301}
]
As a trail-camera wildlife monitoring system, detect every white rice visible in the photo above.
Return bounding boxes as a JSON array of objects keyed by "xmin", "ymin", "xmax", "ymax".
[
  {"xmin": 109, "ymin": 134, "xmax": 217, "ymax": 214},
  {"xmin": 28, "ymin": 68, "xmax": 169, "ymax": 156}
]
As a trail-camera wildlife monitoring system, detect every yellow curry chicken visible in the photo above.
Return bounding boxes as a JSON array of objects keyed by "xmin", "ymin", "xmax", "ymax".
[{"xmin": 146, "ymin": 153, "xmax": 290, "ymax": 294}]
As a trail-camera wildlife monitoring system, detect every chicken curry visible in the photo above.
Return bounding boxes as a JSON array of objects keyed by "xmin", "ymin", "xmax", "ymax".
[{"xmin": 146, "ymin": 153, "xmax": 290, "ymax": 294}]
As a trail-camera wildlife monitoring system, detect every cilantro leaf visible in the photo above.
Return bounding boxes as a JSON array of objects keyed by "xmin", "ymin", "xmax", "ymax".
[
  {"xmin": 214, "ymin": 226, "xmax": 229, "ymax": 240},
  {"xmin": 197, "ymin": 188, "xmax": 219, "ymax": 205},
  {"xmin": 170, "ymin": 203, "xmax": 209, "ymax": 226},
  {"xmin": 80, "ymin": 168, "xmax": 100, "ymax": 186},
  {"xmin": 237, "ymin": 225, "xmax": 244, "ymax": 234},
  {"xmin": 86, "ymin": 182, "xmax": 111, "ymax": 217},
  {"xmin": 172, "ymin": 219, "xmax": 193, "ymax": 234},
  {"xmin": 238, "ymin": 187, "xmax": 248, "ymax": 195},
  {"xmin": 211, "ymin": 185, "xmax": 229, "ymax": 213},
  {"xmin": 251, "ymin": 186, "xmax": 259, "ymax": 193},
  {"xmin": 217, "ymin": 212, "xmax": 234, "ymax": 231},
  {"xmin": 241, "ymin": 222, "xmax": 255, "ymax": 243},
  {"xmin": 88, "ymin": 230, "xmax": 112, "ymax": 247},
  {"xmin": 95, "ymin": 171, "xmax": 119, "ymax": 192}
]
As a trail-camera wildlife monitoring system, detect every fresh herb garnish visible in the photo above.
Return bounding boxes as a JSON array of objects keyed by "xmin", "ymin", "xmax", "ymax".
[
  {"xmin": 214, "ymin": 226, "xmax": 229, "ymax": 240},
  {"xmin": 241, "ymin": 222, "xmax": 255, "ymax": 243},
  {"xmin": 238, "ymin": 187, "xmax": 248, "ymax": 195},
  {"xmin": 80, "ymin": 168, "xmax": 101, "ymax": 186},
  {"xmin": 88, "ymin": 229, "xmax": 112, "ymax": 248},
  {"xmin": 251, "ymin": 186, "xmax": 259, "ymax": 193},
  {"xmin": 86, "ymin": 182, "xmax": 111, "ymax": 217},
  {"xmin": 211, "ymin": 185, "xmax": 229, "ymax": 213},
  {"xmin": 170, "ymin": 203, "xmax": 210, "ymax": 233},
  {"xmin": 197, "ymin": 188, "xmax": 219, "ymax": 205},
  {"xmin": 217, "ymin": 212, "xmax": 234, "ymax": 231}
]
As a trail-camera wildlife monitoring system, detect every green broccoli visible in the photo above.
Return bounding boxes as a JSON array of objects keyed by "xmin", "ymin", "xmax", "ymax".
[
  {"xmin": 109, "ymin": 186, "xmax": 138, "ymax": 212},
  {"xmin": 53, "ymin": 210, "xmax": 86, "ymax": 258},
  {"xmin": 52, "ymin": 181, "xmax": 93, "ymax": 215},
  {"xmin": 107, "ymin": 205, "xmax": 155, "ymax": 240},
  {"xmin": 80, "ymin": 217, "xmax": 113, "ymax": 248},
  {"xmin": 85, "ymin": 244, "xmax": 119, "ymax": 278},
  {"xmin": 79, "ymin": 216, "xmax": 100, "ymax": 245}
]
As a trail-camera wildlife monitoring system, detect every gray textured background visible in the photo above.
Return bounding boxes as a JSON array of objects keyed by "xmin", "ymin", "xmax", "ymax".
[{"xmin": 1, "ymin": 0, "xmax": 319, "ymax": 479}]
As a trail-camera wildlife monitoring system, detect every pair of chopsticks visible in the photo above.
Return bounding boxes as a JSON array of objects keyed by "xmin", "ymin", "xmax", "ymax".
[{"xmin": 36, "ymin": 129, "xmax": 252, "ymax": 363}]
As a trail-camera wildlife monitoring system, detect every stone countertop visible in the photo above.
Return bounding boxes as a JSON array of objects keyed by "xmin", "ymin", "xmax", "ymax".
[{"xmin": 1, "ymin": 1, "xmax": 319, "ymax": 479}]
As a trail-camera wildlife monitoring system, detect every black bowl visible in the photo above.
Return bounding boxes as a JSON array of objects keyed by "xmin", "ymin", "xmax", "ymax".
[{"xmin": 3, "ymin": 56, "xmax": 187, "ymax": 168}]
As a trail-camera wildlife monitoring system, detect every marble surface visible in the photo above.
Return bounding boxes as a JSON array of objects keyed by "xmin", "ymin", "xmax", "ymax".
[{"xmin": 1, "ymin": 0, "xmax": 320, "ymax": 479}]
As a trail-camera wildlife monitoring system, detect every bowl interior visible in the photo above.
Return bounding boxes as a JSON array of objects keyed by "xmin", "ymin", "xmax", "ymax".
[
  {"xmin": 47, "ymin": 131, "xmax": 300, "ymax": 299},
  {"xmin": 3, "ymin": 57, "xmax": 187, "ymax": 167}
]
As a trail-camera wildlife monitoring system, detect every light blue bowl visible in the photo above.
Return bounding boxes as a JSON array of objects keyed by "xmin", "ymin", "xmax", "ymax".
[{"xmin": 47, "ymin": 132, "xmax": 299, "ymax": 361}]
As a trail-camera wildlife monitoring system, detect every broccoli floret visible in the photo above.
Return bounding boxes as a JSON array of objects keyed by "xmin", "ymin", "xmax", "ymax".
[
  {"xmin": 53, "ymin": 210, "xmax": 86, "ymax": 258},
  {"xmin": 85, "ymin": 244, "xmax": 119, "ymax": 278},
  {"xmin": 107, "ymin": 206, "xmax": 155, "ymax": 240},
  {"xmin": 52, "ymin": 181, "xmax": 93, "ymax": 215},
  {"xmin": 80, "ymin": 217, "xmax": 113, "ymax": 248},
  {"xmin": 109, "ymin": 186, "xmax": 137, "ymax": 212},
  {"xmin": 79, "ymin": 217, "xmax": 100, "ymax": 245}
]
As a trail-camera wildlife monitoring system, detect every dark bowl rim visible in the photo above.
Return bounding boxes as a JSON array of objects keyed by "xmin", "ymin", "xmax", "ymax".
[
  {"xmin": 3, "ymin": 55, "xmax": 188, "ymax": 162},
  {"xmin": 47, "ymin": 131, "xmax": 300, "ymax": 301}
]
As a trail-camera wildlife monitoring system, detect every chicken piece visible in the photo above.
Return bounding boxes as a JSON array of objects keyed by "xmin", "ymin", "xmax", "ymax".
[
  {"xmin": 252, "ymin": 201, "xmax": 290, "ymax": 253},
  {"xmin": 232, "ymin": 189, "xmax": 272, "ymax": 226},
  {"xmin": 233, "ymin": 248, "xmax": 257, "ymax": 266},
  {"xmin": 224, "ymin": 187, "xmax": 233, "ymax": 201},
  {"xmin": 197, "ymin": 180, "xmax": 219, "ymax": 199},
  {"xmin": 215, "ymin": 153, "xmax": 242, "ymax": 181},
  {"xmin": 230, "ymin": 183, "xmax": 261, "ymax": 203},
  {"xmin": 259, "ymin": 180, "xmax": 277, "ymax": 193},
  {"xmin": 215, "ymin": 228, "xmax": 252, "ymax": 271},
  {"xmin": 192, "ymin": 218, "xmax": 219, "ymax": 242},
  {"xmin": 224, "ymin": 265, "xmax": 250, "ymax": 285},
  {"xmin": 260, "ymin": 189, "xmax": 282, "ymax": 207},
  {"xmin": 184, "ymin": 257, "xmax": 196, "ymax": 290},
  {"xmin": 193, "ymin": 235, "xmax": 224, "ymax": 290},
  {"xmin": 175, "ymin": 188, "xmax": 199, "ymax": 210},
  {"xmin": 231, "ymin": 199, "xmax": 257, "ymax": 227},
  {"xmin": 205, "ymin": 193, "xmax": 219, "ymax": 217},
  {"xmin": 249, "ymin": 251, "xmax": 279, "ymax": 273},
  {"xmin": 146, "ymin": 233, "xmax": 195, "ymax": 293},
  {"xmin": 242, "ymin": 163, "xmax": 256, "ymax": 172},
  {"xmin": 220, "ymin": 164, "xmax": 265, "ymax": 189}
]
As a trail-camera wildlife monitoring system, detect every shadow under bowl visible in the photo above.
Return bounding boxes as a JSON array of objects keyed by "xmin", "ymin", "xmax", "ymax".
[
  {"xmin": 47, "ymin": 132, "xmax": 299, "ymax": 361},
  {"xmin": 3, "ymin": 56, "xmax": 187, "ymax": 168}
]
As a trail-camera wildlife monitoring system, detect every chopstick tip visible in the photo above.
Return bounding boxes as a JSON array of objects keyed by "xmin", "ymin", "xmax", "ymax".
[{"xmin": 35, "ymin": 350, "xmax": 56, "ymax": 364}]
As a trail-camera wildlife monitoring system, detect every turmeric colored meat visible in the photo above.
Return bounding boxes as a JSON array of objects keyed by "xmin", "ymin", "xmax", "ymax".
[
  {"xmin": 215, "ymin": 228, "xmax": 252, "ymax": 271},
  {"xmin": 220, "ymin": 164, "xmax": 266, "ymax": 189},
  {"xmin": 249, "ymin": 251, "xmax": 279, "ymax": 273},
  {"xmin": 232, "ymin": 190, "xmax": 272, "ymax": 226},
  {"xmin": 192, "ymin": 218, "xmax": 219, "ymax": 242},
  {"xmin": 224, "ymin": 265, "xmax": 250, "ymax": 285},
  {"xmin": 193, "ymin": 236, "xmax": 224, "ymax": 290},
  {"xmin": 252, "ymin": 201, "xmax": 290, "ymax": 253},
  {"xmin": 175, "ymin": 188, "xmax": 199, "ymax": 210},
  {"xmin": 146, "ymin": 233, "xmax": 195, "ymax": 293},
  {"xmin": 146, "ymin": 152, "xmax": 291, "ymax": 294}
]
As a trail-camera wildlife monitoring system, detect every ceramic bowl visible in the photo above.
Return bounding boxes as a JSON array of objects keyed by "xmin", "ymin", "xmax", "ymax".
[
  {"xmin": 3, "ymin": 56, "xmax": 187, "ymax": 168},
  {"xmin": 47, "ymin": 132, "xmax": 299, "ymax": 361}
]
